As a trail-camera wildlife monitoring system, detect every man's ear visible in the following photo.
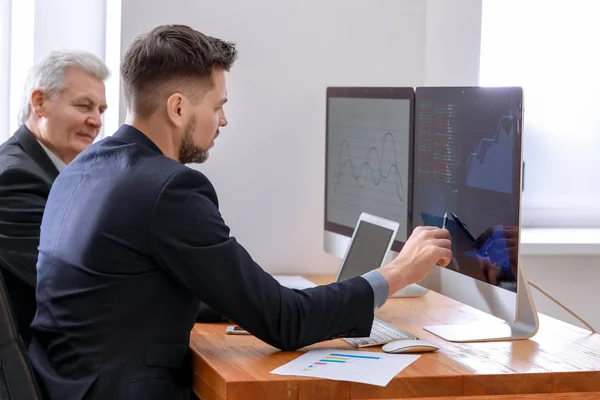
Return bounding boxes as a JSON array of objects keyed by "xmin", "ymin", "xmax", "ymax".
[
  {"xmin": 166, "ymin": 93, "xmax": 185, "ymax": 128},
  {"xmin": 30, "ymin": 89, "xmax": 47, "ymax": 118}
]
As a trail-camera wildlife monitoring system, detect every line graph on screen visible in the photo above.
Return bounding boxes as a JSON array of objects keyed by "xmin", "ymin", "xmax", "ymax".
[
  {"xmin": 333, "ymin": 131, "xmax": 405, "ymax": 203},
  {"xmin": 327, "ymin": 124, "xmax": 409, "ymax": 240},
  {"xmin": 465, "ymin": 113, "xmax": 516, "ymax": 194}
]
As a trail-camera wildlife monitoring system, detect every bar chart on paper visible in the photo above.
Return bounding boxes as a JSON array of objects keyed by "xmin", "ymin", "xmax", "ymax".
[
  {"xmin": 304, "ymin": 352, "xmax": 379, "ymax": 370},
  {"xmin": 270, "ymin": 348, "xmax": 419, "ymax": 387}
]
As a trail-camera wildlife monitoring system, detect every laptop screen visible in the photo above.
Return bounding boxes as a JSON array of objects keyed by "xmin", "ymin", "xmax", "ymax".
[{"xmin": 335, "ymin": 220, "xmax": 394, "ymax": 282}]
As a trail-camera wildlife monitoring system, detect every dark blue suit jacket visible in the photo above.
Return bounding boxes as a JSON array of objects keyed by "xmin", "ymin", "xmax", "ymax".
[{"xmin": 29, "ymin": 125, "xmax": 375, "ymax": 400}]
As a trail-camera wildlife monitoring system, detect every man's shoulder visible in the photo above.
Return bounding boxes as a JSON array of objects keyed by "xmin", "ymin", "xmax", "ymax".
[
  {"xmin": 152, "ymin": 163, "xmax": 219, "ymax": 213},
  {"xmin": 0, "ymin": 137, "xmax": 48, "ymax": 183},
  {"xmin": 0, "ymin": 134, "xmax": 19, "ymax": 154},
  {"xmin": 88, "ymin": 137, "xmax": 209, "ymax": 179},
  {"xmin": 0, "ymin": 135, "xmax": 28, "ymax": 167},
  {"xmin": 160, "ymin": 163, "xmax": 214, "ymax": 189},
  {"xmin": 67, "ymin": 135, "xmax": 216, "ymax": 201}
]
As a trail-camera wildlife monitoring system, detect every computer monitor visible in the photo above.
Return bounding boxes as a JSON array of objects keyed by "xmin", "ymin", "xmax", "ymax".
[
  {"xmin": 324, "ymin": 87, "xmax": 414, "ymax": 262},
  {"xmin": 411, "ymin": 86, "xmax": 538, "ymax": 342}
]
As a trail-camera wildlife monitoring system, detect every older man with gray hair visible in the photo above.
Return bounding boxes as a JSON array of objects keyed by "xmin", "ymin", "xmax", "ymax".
[{"xmin": 0, "ymin": 49, "xmax": 109, "ymax": 345}]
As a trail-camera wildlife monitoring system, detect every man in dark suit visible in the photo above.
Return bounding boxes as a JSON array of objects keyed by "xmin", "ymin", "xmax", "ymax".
[
  {"xmin": 0, "ymin": 50, "xmax": 109, "ymax": 345},
  {"xmin": 29, "ymin": 25, "xmax": 452, "ymax": 400}
]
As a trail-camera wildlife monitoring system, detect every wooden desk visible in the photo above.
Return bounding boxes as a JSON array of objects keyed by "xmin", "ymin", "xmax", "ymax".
[{"xmin": 190, "ymin": 275, "xmax": 600, "ymax": 399}]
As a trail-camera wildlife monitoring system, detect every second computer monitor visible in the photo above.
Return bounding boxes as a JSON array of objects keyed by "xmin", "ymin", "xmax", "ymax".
[
  {"xmin": 411, "ymin": 87, "xmax": 540, "ymax": 343},
  {"xmin": 413, "ymin": 86, "xmax": 523, "ymax": 293}
]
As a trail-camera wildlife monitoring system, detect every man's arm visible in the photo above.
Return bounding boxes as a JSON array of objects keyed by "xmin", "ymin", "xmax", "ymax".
[
  {"xmin": 0, "ymin": 166, "xmax": 49, "ymax": 287},
  {"xmin": 196, "ymin": 301, "xmax": 228, "ymax": 322},
  {"xmin": 361, "ymin": 269, "xmax": 389, "ymax": 311},
  {"xmin": 151, "ymin": 171, "xmax": 376, "ymax": 351}
]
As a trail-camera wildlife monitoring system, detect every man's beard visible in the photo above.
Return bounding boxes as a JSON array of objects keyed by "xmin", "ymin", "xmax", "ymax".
[{"xmin": 178, "ymin": 115, "xmax": 210, "ymax": 164}]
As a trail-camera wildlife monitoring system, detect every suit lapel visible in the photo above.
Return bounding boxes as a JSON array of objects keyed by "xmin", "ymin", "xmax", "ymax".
[{"xmin": 13, "ymin": 125, "xmax": 60, "ymax": 182}]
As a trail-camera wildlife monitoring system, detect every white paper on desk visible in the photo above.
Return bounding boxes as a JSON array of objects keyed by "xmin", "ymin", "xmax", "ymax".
[
  {"xmin": 272, "ymin": 275, "xmax": 316, "ymax": 290},
  {"xmin": 270, "ymin": 348, "xmax": 419, "ymax": 387}
]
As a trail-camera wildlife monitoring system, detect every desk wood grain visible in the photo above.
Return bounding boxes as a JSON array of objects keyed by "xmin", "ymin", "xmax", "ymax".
[{"xmin": 190, "ymin": 275, "xmax": 600, "ymax": 399}]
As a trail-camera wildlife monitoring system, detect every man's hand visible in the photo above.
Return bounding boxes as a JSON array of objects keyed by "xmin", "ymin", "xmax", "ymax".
[{"xmin": 378, "ymin": 226, "xmax": 452, "ymax": 295}]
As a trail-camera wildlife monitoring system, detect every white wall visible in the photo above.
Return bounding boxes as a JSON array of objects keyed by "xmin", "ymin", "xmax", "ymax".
[
  {"xmin": 7, "ymin": 0, "xmax": 34, "ymax": 136},
  {"xmin": 118, "ymin": 0, "xmax": 599, "ymax": 332},
  {"xmin": 120, "ymin": 0, "xmax": 429, "ymax": 274},
  {"xmin": 523, "ymin": 255, "xmax": 600, "ymax": 331},
  {"xmin": 424, "ymin": 0, "xmax": 482, "ymax": 85}
]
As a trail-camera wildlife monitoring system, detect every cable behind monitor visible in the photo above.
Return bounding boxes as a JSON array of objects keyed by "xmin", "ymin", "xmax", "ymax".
[{"xmin": 528, "ymin": 280, "xmax": 597, "ymax": 334}]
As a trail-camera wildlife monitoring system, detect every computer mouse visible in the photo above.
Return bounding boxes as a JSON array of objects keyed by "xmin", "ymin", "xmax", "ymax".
[{"xmin": 382, "ymin": 339, "xmax": 439, "ymax": 354}]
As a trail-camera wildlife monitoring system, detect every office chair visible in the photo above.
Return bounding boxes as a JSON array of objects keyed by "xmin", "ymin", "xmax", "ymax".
[{"xmin": 0, "ymin": 272, "xmax": 42, "ymax": 399}]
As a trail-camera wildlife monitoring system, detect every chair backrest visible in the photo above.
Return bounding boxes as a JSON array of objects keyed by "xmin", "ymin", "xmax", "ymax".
[{"xmin": 0, "ymin": 272, "xmax": 42, "ymax": 399}]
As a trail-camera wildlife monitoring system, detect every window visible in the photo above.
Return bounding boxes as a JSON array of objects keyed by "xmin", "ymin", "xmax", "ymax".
[
  {"xmin": 480, "ymin": 0, "xmax": 600, "ymax": 228},
  {"xmin": 103, "ymin": 0, "xmax": 122, "ymax": 137},
  {"xmin": 2, "ymin": 0, "xmax": 112, "ymax": 141},
  {"xmin": 8, "ymin": 0, "xmax": 34, "ymax": 138}
]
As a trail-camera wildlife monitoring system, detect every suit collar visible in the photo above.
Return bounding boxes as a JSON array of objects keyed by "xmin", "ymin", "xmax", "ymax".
[
  {"xmin": 13, "ymin": 125, "xmax": 59, "ymax": 181},
  {"xmin": 113, "ymin": 124, "xmax": 164, "ymax": 155},
  {"xmin": 37, "ymin": 140, "xmax": 67, "ymax": 172}
]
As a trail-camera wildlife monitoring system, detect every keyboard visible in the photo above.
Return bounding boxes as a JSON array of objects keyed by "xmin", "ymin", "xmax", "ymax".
[{"xmin": 343, "ymin": 318, "xmax": 417, "ymax": 347}]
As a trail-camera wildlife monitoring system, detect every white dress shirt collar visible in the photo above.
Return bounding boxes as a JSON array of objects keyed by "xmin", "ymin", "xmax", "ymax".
[{"xmin": 36, "ymin": 140, "xmax": 67, "ymax": 172}]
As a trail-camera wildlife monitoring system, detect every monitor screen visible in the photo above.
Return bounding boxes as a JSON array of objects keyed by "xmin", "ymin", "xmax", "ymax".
[
  {"xmin": 325, "ymin": 87, "xmax": 414, "ymax": 252},
  {"xmin": 412, "ymin": 86, "xmax": 523, "ymax": 292},
  {"xmin": 335, "ymin": 220, "xmax": 394, "ymax": 282}
]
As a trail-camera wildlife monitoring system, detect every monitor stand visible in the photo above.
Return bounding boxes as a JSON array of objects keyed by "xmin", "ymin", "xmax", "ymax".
[
  {"xmin": 423, "ymin": 264, "xmax": 539, "ymax": 342},
  {"xmin": 391, "ymin": 284, "xmax": 429, "ymax": 298}
]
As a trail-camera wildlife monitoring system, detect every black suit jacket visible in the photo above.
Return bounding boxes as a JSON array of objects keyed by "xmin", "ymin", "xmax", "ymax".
[
  {"xmin": 0, "ymin": 125, "xmax": 59, "ymax": 345},
  {"xmin": 29, "ymin": 125, "xmax": 375, "ymax": 400}
]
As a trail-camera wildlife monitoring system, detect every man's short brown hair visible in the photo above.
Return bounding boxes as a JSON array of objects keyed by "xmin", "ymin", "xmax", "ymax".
[{"xmin": 121, "ymin": 24, "xmax": 238, "ymax": 118}]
